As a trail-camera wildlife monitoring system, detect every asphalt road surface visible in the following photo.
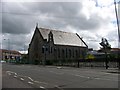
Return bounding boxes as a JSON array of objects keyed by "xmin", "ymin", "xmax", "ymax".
[{"xmin": 2, "ymin": 63, "xmax": 119, "ymax": 89}]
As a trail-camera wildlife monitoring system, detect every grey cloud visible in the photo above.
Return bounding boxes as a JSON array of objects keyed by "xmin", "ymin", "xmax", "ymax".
[
  {"xmin": 24, "ymin": 2, "xmax": 82, "ymax": 17},
  {"xmin": 3, "ymin": 14, "xmax": 29, "ymax": 34},
  {"xmin": 2, "ymin": 2, "xmax": 112, "ymax": 51},
  {"xmin": 106, "ymin": 30, "xmax": 118, "ymax": 42},
  {"xmin": 2, "ymin": 33, "xmax": 29, "ymax": 51},
  {"xmin": 2, "ymin": 2, "xmax": 38, "ymax": 34},
  {"xmin": 2, "ymin": 2, "xmax": 107, "ymax": 35},
  {"xmin": 24, "ymin": 2, "xmax": 106, "ymax": 30},
  {"xmin": 63, "ymin": 15, "xmax": 102, "ymax": 30},
  {"xmin": 88, "ymin": 42, "xmax": 100, "ymax": 49}
]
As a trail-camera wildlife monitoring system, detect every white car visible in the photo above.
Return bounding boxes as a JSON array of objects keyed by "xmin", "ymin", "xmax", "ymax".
[{"xmin": 0, "ymin": 60, "xmax": 6, "ymax": 63}]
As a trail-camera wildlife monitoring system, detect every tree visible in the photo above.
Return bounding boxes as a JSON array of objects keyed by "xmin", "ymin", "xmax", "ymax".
[
  {"xmin": 86, "ymin": 54, "xmax": 95, "ymax": 60},
  {"xmin": 99, "ymin": 38, "xmax": 111, "ymax": 69}
]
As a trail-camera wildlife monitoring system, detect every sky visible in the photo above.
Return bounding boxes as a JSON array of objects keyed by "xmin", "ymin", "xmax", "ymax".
[{"xmin": 0, "ymin": 0, "xmax": 120, "ymax": 54}]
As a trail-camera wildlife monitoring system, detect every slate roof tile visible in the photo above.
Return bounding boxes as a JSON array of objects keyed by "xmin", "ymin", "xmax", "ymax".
[{"xmin": 39, "ymin": 27, "xmax": 87, "ymax": 47}]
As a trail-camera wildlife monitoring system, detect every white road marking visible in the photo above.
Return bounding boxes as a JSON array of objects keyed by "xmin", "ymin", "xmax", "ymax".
[
  {"xmin": 55, "ymin": 85, "xmax": 64, "ymax": 90},
  {"xmin": 14, "ymin": 73, "xmax": 17, "ymax": 75},
  {"xmin": 20, "ymin": 78, "xmax": 24, "ymax": 81},
  {"xmin": 6, "ymin": 71, "xmax": 11, "ymax": 73},
  {"xmin": 6, "ymin": 71, "xmax": 48, "ymax": 86},
  {"xmin": 34, "ymin": 81, "xmax": 47, "ymax": 84},
  {"xmin": 87, "ymin": 77, "xmax": 90, "ymax": 79},
  {"xmin": 39, "ymin": 86, "xmax": 45, "ymax": 88},
  {"xmin": 28, "ymin": 77, "xmax": 34, "ymax": 81},
  {"xmin": 6, "ymin": 71, "xmax": 17, "ymax": 75},
  {"xmin": 28, "ymin": 81, "xmax": 34, "ymax": 84},
  {"xmin": 57, "ymin": 67, "xmax": 63, "ymax": 69},
  {"xmin": 14, "ymin": 75, "xmax": 17, "ymax": 78}
]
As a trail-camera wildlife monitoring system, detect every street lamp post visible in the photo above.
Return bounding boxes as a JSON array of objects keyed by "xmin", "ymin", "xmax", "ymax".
[
  {"xmin": 3, "ymin": 39, "xmax": 10, "ymax": 62},
  {"xmin": 114, "ymin": 0, "xmax": 120, "ymax": 69}
]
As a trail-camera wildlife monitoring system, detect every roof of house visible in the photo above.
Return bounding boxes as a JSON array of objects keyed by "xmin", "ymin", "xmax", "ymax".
[
  {"xmin": 111, "ymin": 48, "xmax": 120, "ymax": 51},
  {"xmin": 38, "ymin": 27, "xmax": 87, "ymax": 47},
  {"xmin": 0, "ymin": 49, "xmax": 21, "ymax": 55}
]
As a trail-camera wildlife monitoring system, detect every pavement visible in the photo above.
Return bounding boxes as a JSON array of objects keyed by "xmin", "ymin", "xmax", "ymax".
[{"xmin": 20, "ymin": 64, "xmax": 120, "ymax": 74}]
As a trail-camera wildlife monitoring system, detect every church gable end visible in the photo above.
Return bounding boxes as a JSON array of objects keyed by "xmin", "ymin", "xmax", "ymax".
[{"xmin": 28, "ymin": 26, "xmax": 44, "ymax": 64}]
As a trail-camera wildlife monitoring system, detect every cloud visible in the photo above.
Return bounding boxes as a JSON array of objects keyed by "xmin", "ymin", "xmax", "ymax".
[
  {"xmin": 2, "ymin": 33, "xmax": 31, "ymax": 51},
  {"xmin": 24, "ymin": 2, "xmax": 106, "ymax": 30},
  {"xmin": 1, "ymin": 1, "xmax": 119, "ymax": 52},
  {"xmin": 3, "ymin": 2, "xmax": 107, "ymax": 33}
]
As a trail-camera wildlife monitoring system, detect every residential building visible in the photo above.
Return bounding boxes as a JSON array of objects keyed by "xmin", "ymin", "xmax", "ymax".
[
  {"xmin": 110, "ymin": 48, "xmax": 120, "ymax": 59},
  {"xmin": 0, "ymin": 49, "xmax": 21, "ymax": 62}
]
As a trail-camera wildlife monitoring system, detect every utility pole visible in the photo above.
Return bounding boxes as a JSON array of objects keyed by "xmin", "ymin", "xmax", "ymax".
[
  {"xmin": 114, "ymin": 0, "xmax": 120, "ymax": 69},
  {"xmin": 24, "ymin": 44, "xmax": 25, "ymax": 64}
]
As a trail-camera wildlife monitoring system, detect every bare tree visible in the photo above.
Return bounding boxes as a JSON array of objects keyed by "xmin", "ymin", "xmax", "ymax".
[{"xmin": 99, "ymin": 38, "xmax": 111, "ymax": 69}]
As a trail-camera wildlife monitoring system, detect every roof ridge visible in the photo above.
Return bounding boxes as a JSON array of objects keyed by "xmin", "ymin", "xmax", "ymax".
[
  {"xmin": 0, "ymin": 49, "xmax": 21, "ymax": 54},
  {"xmin": 39, "ymin": 27, "xmax": 75, "ymax": 34}
]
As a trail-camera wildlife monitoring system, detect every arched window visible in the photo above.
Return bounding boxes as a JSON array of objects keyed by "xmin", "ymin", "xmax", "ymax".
[
  {"xmin": 73, "ymin": 49, "xmax": 74, "ymax": 58},
  {"xmin": 62, "ymin": 49, "xmax": 65, "ymax": 58},
  {"xmin": 54, "ymin": 48, "xmax": 56, "ymax": 52},
  {"xmin": 48, "ymin": 31, "xmax": 53, "ymax": 42},
  {"xmin": 66, "ymin": 48, "xmax": 67, "ymax": 58},
  {"xmin": 69, "ymin": 49, "xmax": 71, "ymax": 58},
  {"xmin": 42, "ymin": 47, "xmax": 44, "ymax": 53},
  {"xmin": 58, "ymin": 48, "xmax": 60, "ymax": 58},
  {"xmin": 76, "ymin": 50, "xmax": 78, "ymax": 58}
]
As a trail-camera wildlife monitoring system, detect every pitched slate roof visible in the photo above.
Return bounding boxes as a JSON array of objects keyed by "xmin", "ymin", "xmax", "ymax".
[
  {"xmin": 0, "ymin": 49, "xmax": 21, "ymax": 55},
  {"xmin": 38, "ymin": 27, "xmax": 87, "ymax": 47},
  {"xmin": 111, "ymin": 48, "xmax": 120, "ymax": 51}
]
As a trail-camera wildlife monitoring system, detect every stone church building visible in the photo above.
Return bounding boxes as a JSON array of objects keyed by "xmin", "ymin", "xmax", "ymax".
[{"xmin": 28, "ymin": 26, "xmax": 88, "ymax": 65}]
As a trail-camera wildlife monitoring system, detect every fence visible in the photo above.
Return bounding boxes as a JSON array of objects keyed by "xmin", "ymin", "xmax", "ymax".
[{"xmin": 52, "ymin": 58, "xmax": 119, "ymax": 68}]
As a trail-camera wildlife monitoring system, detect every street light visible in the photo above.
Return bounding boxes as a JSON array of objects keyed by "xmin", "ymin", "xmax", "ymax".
[
  {"xmin": 3, "ymin": 39, "xmax": 10, "ymax": 62},
  {"xmin": 114, "ymin": 0, "xmax": 120, "ymax": 69}
]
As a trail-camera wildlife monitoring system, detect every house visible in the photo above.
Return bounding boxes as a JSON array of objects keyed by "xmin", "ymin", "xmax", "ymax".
[
  {"xmin": 88, "ymin": 48, "xmax": 120, "ymax": 62},
  {"xmin": 111, "ymin": 48, "xmax": 120, "ymax": 54},
  {"xmin": 28, "ymin": 26, "xmax": 88, "ymax": 65},
  {"xmin": 110, "ymin": 48, "xmax": 120, "ymax": 60},
  {"xmin": 87, "ymin": 50, "xmax": 106, "ymax": 61},
  {"xmin": 0, "ymin": 49, "xmax": 21, "ymax": 62}
]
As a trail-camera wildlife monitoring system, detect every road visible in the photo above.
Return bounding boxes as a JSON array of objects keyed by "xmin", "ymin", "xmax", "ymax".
[{"xmin": 2, "ymin": 63, "xmax": 119, "ymax": 89}]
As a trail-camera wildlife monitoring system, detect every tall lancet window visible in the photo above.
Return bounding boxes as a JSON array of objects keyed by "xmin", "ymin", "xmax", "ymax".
[
  {"xmin": 50, "ymin": 35, "xmax": 52, "ymax": 41},
  {"xmin": 49, "ymin": 31, "xmax": 53, "ymax": 42}
]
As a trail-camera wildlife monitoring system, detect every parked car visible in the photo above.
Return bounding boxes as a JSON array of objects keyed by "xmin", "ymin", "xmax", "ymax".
[{"xmin": 0, "ymin": 60, "xmax": 6, "ymax": 63}]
